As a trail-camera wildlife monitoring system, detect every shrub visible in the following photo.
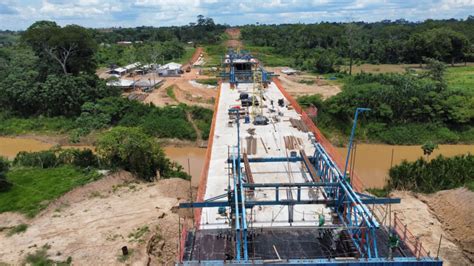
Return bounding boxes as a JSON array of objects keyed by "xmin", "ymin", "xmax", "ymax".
[
  {"xmin": 196, "ymin": 78, "xmax": 218, "ymax": 86},
  {"xmin": 297, "ymin": 94, "xmax": 324, "ymax": 110},
  {"xmin": 7, "ymin": 223, "xmax": 28, "ymax": 236},
  {"xmin": 388, "ymin": 154, "xmax": 474, "ymax": 193},
  {"xmin": 96, "ymin": 127, "xmax": 190, "ymax": 181},
  {"xmin": 0, "ymin": 156, "xmax": 11, "ymax": 192},
  {"xmin": 14, "ymin": 150, "xmax": 58, "ymax": 168},
  {"xmin": 74, "ymin": 97, "xmax": 198, "ymax": 141},
  {"xmin": 13, "ymin": 148, "xmax": 97, "ymax": 169}
]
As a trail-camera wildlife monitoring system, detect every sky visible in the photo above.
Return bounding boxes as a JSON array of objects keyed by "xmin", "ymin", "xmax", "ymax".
[{"xmin": 0, "ymin": 0, "xmax": 473, "ymax": 30}]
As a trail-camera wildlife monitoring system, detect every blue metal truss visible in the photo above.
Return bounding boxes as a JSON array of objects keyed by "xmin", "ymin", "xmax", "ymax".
[
  {"xmin": 179, "ymin": 108, "xmax": 431, "ymax": 264},
  {"xmin": 179, "ymin": 257, "xmax": 442, "ymax": 265},
  {"xmin": 219, "ymin": 49, "xmax": 276, "ymax": 85},
  {"xmin": 311, "ymin": 143, "xmax": 381, "ymax": 258}
]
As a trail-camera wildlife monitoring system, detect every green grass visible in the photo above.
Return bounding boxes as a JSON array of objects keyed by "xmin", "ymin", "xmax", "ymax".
[
  {"xmin": 196, "ymin": 78, "xmax": 218, "ymax": 86},
  {"xmin": 0, "ymin": 113, "xmax": 76, "ymax": 136},
  {"xmin": 128, "ymin": 225, "xmax": 149, "ymax": 242},
  {"xmin": 245, "ymin": 46, "xmax": 293, "ymax": 66},
  {"xmin": 366, "ymin": 188, "xmax": 390, "ymax": 197},
  {"xmin": 117, "ymin": 249, "xmax": 133, "ymax": 263},
  {"xmin": 25, "ymin": 244, "xmax": 53, "ymax": 265},
  {"xmin": 7, "ymin": 223, "xmax": 28, "ymax": 236},
  {"xmin": 203, "ymin": 44, "xmax": 226, "ymax": 66},
  {"xmin": 0, "ymin": 166, "xmax": 101, "ymax": 217},
  {"xmin": 467, "ymin": 180, "xmax": 474, "ymax": 192},
  {"xmin": 298, "ymin": 79, "xmax": 315, "ymax": 85},
  {"xmin": 179, "ymin": 46, "xmax": 196, "ymax": 64},
  {"xmin": 445, "ymin": 65, "xmax": 474, "ymax": 94},
  {"xmin": 24, "ymin": 243, "xmax": 72, "ymax": 265},
  {"xmin": 165, "ymin": 86, "xmax": 177, "ymax": 101}
]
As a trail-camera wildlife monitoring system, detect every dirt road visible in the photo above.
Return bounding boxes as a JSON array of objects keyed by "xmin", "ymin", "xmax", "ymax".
[
  {"xmin": 0, "ymin": 172, "xmax": 192, "ymax": 265},
  {"xmin": 270, "ymin": 67, "xmax": 341, "ymax": 98},
  {"xmin": 143, "ymin": 77, "xmax": 216, "ymax": 109},
  {"xmin": 225, "ymin": 28, "xmax": 243, "ymax": 49}
]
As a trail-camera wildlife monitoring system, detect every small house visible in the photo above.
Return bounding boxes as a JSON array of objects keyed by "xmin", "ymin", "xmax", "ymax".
[
  {"xmin": 158, "ymin": 62, "xmax": 183, "ymax": 77},
  {"xmin": 108, "ymin": 67, "xmax": 127, "ymax": 76},
  {"xmin": 106, "ymin": 79, "xmax": 135, "ymax": 90}
]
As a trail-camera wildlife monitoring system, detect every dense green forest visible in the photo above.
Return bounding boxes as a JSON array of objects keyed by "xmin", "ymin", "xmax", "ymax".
[
  {"xmin": 242, "ymin": 17, "xmax": 474, "ymax": 72},
  {"xmin": 92, "ymin": 15, "xmax": 226, "ymax": 44},
  {"xmin": 0, "ymin": 20, "xmax": 211, "ymax": 140},
  {"xmin": 95, "ymin": 41, "xmax": 188, "ymax": 67}
]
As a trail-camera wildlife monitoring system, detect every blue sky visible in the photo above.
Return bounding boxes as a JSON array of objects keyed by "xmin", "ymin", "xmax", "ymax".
[{"xmin": 0, "ymin": 0, "xmax": 473, "ymax": 30}]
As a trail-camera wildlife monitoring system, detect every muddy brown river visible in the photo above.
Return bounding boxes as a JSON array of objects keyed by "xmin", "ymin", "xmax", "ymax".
[
  {"xmin": 0, "ymin": 137, "xmax": 471, "ymax": 188},
  {"xmin": 336, "ymin": 144, "xmax": 473, "ymax": 188}
]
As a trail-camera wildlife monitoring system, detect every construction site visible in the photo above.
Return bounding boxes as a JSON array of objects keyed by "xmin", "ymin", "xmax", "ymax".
[{"xmin": 176, "ymin": 50, "xmax": 444, "ymax": 265}]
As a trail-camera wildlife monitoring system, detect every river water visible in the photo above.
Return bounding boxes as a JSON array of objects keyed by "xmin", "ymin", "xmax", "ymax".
[
  {"xmin": 0, "ymin": 137, "xmax": 471, "ymax": 188},
  {"xmin": 336, "ymin": 144, "xmax": 473, "ymax": 188},
  {"xmin": 162, "ymin": 146, "xmax": 206, "ymax": 186}
]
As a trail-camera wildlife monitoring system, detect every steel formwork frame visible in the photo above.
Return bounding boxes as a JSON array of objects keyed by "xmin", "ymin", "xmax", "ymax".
[
  {"xmin": 181, "ymin": 124, "xmax": 396, "ymax": 261},
  {"xmin": 219, "ymin": 49, "xmax": 276, "ymax": 86},
  {"xmin": 178, "ymin": 78, "xmax": 441, "ymax": 265},
  {"xmin": 179, "ymin": 129, "xmax": 439, "ymax": 264},
  {"xmin": 309, "ymin": 143, "xmax": 380, "ymax": 258},
  {"xmin": 180, "ymin": 143, "xmax": 439, "ymax": 264}
]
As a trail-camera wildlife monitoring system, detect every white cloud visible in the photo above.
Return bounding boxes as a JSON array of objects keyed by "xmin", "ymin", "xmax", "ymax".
[{"xmin": 0, "ymin": 0, "xmax": 473, "ymax": 30}]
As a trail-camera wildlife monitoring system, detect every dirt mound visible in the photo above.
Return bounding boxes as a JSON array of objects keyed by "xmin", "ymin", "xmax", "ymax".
[
  {"xmin": 0, "ymin": 172, "xmax": 192, "ymax": 265},
  {"xmin": 391, "ymin": 190, "xmax": 471, "ymax": 266},
  {"xmin": 424, "ymin": 188, "xmax": 474, "ymax": 262},
  {"xmin": 155, "ymin": 178, "xmax": 192, "ymax": 200}
]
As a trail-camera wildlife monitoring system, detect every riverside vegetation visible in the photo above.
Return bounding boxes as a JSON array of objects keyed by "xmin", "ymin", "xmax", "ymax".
[{"xmin": 298, "ymin": 59, "xmax": 473, "ymax": 145}]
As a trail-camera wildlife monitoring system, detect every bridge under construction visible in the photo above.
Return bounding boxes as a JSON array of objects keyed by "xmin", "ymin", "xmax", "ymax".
[{"xmin": 178, "ymin": 50, "xmax": 443, "ymax": 265}]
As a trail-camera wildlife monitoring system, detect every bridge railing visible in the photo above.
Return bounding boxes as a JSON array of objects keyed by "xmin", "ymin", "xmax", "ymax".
[
  {"xmin": 272, "ymin": 77, "xmax": 364, "ymax": 192},
  {"xmin": 392, "ymin": 213, "xmax": 430, "ymax": 258},
  {"xmin": 195, "ymin": 82, "xmax": 222, "ymax": 228},
  {"xmin": 178, "ymin": 224, "xmax": 188, "ymax": 262}
]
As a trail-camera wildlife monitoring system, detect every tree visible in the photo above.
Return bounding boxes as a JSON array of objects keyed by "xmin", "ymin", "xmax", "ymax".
[
  {"xmin": 0, "ymin": 157, "xmax": 10, "ymax": 192},
  {"xmin": 345, "ymin": 23, "xmax": 362, "ymax": 75},
  {"xmin": 96, "ymin": 127, "xmax": 173, "ymax": 181},
  {"xmin": 422, "ymin": 57, "xmax": 446, "ymax": 84},
  {"xmin": 421, "ymin": 141, "xmax": 438, "ymax": 159},
  {"xmin": 36, "ymin": 73, "xmax": 117, "ymax": 117},
  {"xmin": 22, "ymin": 21, "xmax": 97, "ymax": 75},
  {"xmin": 406, "ymin": 33, "xmax": 429, "ymax": 66},
  {"xmin": 314, "ymin": 52, "xmax": 337, "ymax": 74},
  {"xmin": 424, "ymin": 28, "xmax": 470, "ymax": 66}
]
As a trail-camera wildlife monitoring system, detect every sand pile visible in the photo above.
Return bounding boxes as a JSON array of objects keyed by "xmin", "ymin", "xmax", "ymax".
[
  {"xmin": 425, "ymin": 188, "xmax": 474, "ymax": 263},
  {"xmin": 0, "ymin": 172, "xmax": 192, "ymax": 265}
]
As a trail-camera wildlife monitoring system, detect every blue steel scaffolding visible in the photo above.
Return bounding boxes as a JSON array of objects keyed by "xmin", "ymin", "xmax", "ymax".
[
  {"xmin": 219, "ymin": 49, "xmax": 276, "ymax": 86},
  {"xmin": 179, "ymin": 57, "xmax": 442, "ymax": 265}
]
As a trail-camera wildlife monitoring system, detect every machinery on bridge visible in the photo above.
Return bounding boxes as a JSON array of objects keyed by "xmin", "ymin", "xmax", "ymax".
[{"xmin": 219, "ymin": 49, "xmax": 277, "ymax": 87}]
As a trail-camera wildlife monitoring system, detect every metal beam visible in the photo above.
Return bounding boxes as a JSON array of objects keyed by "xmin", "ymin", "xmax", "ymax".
[
  {"xmin": 227, "ymin": 156, "xmax": 313, "ymax": 163},
  {"xmin": 300, "ymin": 150, "xmax": 320, "ymax": 182},
  {"xmin": 243, "ymin": 182, "xmax": 339, "ymax": 188},
  {"xmin": 242, "ymin": 153, "xmax": 255, "ymax": 186},
  {"xmin": 180, "ymin": 198, "xmax": 399, "ymax": 209}
]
